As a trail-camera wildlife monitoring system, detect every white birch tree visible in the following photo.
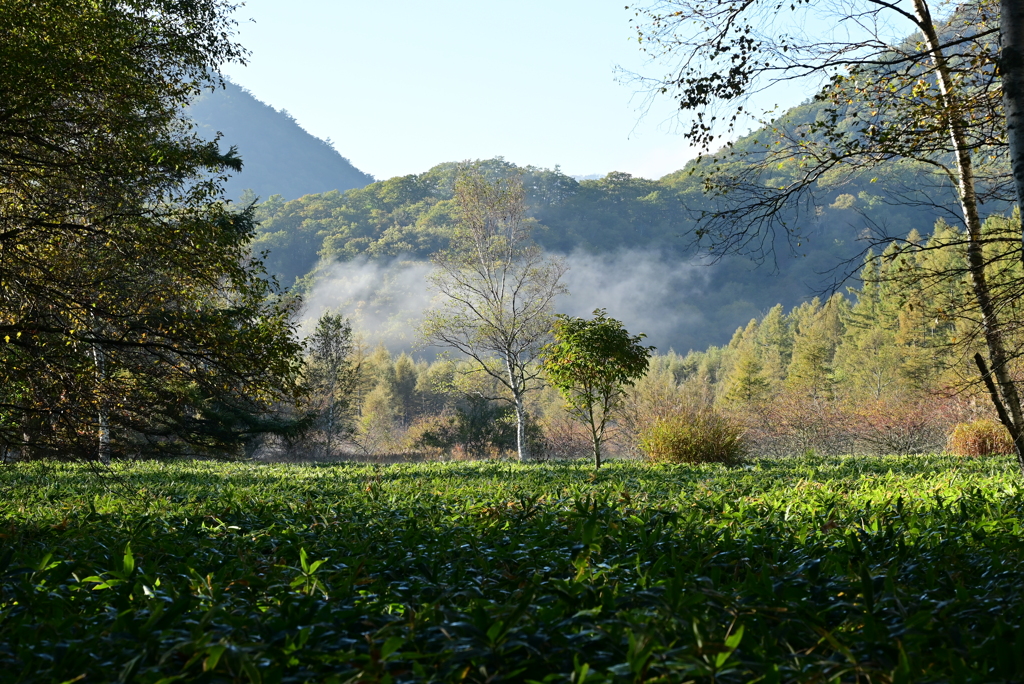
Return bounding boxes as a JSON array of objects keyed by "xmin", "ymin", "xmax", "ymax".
[
  {"xmin": 421, "ymin": 172, "xmax": 567, "ymax": 461},
  {"xmin": 630, "ymin": 0, "xmax": 1024, "ymax": 473}
]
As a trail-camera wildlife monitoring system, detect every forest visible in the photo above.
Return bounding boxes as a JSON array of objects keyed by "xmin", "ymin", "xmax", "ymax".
[
  {"xmin": 247, "ymin": 143, "xmax": 969, "ymax": 356},
  {"xmin": 4, "ymin": 0, "xmax": 1024, "ymax": 681},
  {"xmin": 278, "ymin": 212, "xmax": 1020, "ymax": 465}
]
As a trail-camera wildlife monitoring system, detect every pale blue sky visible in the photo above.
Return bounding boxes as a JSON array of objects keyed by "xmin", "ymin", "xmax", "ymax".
[
  {"xmin": 221, "ymin": 1, "xmax": 719, "ymax": 181},
  {"xmin": 220, "ymin": 2, "xmax": 918, "ymax": 182}
]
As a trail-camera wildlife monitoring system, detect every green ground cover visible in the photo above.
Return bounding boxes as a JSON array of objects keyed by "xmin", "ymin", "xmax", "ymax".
[{"xmin": 2, "ymin": 455, "xmax": 1023, "ymax": 683}]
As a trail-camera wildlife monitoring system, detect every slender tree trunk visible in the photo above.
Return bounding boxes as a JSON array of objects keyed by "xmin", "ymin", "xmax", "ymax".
[
  {"xmin": 1001, "ymin": 0, "xmax": 1024, "ymax": 257},
  {"xmin": 505, "ymin": 356, "xmax": 529, "ymax": 461},
  {"xmin": 93, "ymin": 344, "xmax": 110, "ymax": 465},
  {"xmin": 915, "ymin": 0, "xmax": 1024, "ymax": 474},
  {"xmin": 513, "ymin": 392, "xmax": 529, "ymax": 461}
]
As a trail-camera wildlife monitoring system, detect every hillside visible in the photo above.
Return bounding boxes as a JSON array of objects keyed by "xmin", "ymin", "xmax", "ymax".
[
  {"xmin": 188, "ymin": 81, "xmax": 374, "ymax": 201},
  {"xmin": 251, "ymin": 151, "xmax": 974, "ymax": 354}
]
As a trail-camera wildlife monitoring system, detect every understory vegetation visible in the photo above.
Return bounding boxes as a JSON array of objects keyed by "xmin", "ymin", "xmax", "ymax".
[
  {"xmin": 2, "ymin": 455, "xmax": 1022, "ymax": 682},
  {"xmin": 286, "ymin": 213, "xmax": 1021, "ymax": 463}
]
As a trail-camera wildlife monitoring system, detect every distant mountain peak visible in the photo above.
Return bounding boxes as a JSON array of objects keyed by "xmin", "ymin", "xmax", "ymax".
[{"xmin": 188, "ymin": 81, "xmax": 374, "ymax": 201}]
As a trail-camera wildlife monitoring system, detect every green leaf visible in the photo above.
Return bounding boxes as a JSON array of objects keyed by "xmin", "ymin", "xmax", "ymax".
[
  {"xmin": 122, "ymin": 543, "xmax": 135, "ymax": 576},
  {"xmin": 203, "ymin": 645, "xmax": 227, "ymax": 672},
  {"xmin": 380, "ymin": 636, "xmax": 404, "ymax": 660}
]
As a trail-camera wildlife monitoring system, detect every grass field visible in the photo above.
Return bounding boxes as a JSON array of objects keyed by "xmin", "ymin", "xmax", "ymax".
[{"xmin": 2, "ymin": 454, "xmax": 1023, "ymax": 683}]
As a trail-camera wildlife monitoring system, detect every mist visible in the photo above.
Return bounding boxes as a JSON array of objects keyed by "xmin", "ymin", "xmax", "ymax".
[
  {"xmin": 300, "ymin": 249, "xmax": 719, "ymax": 356},
  {"xmin": 299, "ymin": 257, "xmax": 438, "ymax": 354},
  {"xmin": 555, "ymin": 249, "xmax": 713, "ymax": 354}
]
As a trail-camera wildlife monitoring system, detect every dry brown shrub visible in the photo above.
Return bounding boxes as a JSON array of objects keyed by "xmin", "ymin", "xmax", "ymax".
[
  {"xmin": 638, "ymin": 407, "xmax": 746, "ymax": 464},
  {"xmin": 947, "ymin": 419, "xmax": 1015, "ymax": 457},
  {"xmin": 845, "ymin": 396, "xmax": 952, "ymax": 455},
  {"xmin": 731, "ymin": 393, "xmax": 852, "ymax": 457},
  {"xmin": 535, "ymin": 414, "xmax": 593, "ymax": 460}
]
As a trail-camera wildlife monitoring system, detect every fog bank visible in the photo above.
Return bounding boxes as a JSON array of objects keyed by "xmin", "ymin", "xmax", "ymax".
[{"xmin": 299, "ymin": 249, "xmax": 721, "ymax": 355}]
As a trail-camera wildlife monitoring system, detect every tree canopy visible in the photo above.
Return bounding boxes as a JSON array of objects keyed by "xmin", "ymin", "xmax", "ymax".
[
  {"xmin": 420, "ymin": 172, "xmax": 567, "ymax": 461},
  {"xmin": 542, "ymin": 310, "xmax": 654, "ymax": 468},
  {"xmin": 0, "ymin": 0, "xmax": 303, "ymax": 460}
]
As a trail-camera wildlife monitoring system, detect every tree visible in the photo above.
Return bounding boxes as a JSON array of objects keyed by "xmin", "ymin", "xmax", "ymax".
[
  {"xmin": 630, "ymin": 0, "xmax": 1024, "ymax": 474},
  {"xmin": 541, "ymin": 309, "xmax": 654, "ymax": 468},
  {"xmin": 723, "ymin": 347, "xmax": 771, "ymax": 407},
  {"xmin": 303, "ymin": 313, "xmax": 359, "ymax": 458},
  {"xmin": 421, "ymin": 171, "xmax": 567, "ymax": 461},
  {"xmin": 786, "ymin": 296, "xmax": 847, "ymax": 401},
  {"xmin": 0, "ymin": 0, "xmax": 304, "ymax": 460},
  {"xmin": 1000, "ymin": 0, "xmax": 1024, "ymax": 239}
]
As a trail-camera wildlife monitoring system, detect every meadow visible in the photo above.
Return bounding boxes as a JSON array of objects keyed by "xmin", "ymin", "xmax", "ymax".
[{"xmin": 2, "ymin": 454, "xmax": 1023, "ymax": 683}]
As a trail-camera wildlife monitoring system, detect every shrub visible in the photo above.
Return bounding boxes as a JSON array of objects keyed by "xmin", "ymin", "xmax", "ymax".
[
  {"xmin": 639, "ymin": 408, "xmax": 746, "ymax": 464},
  {"xmin": 846, "ymin": 396, "xmax": 950, "ymax": 455},
  {"xmin": 947, "ymin": 419, "xmax": 1015, "ymax": 457},
  {"xmin": 735, "ymin": 392, "xmax": 853, "ymax": 457},
  {"xmin": 535, "ymin": 414, "xmax": 593, "ymax": 460},
  {"xmin": 408, "ymin": 396, "xmax": 523, "ymax": 460}
]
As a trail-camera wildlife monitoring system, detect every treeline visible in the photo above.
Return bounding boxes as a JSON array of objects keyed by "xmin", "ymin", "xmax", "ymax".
[
  {"xmin": 283, "ymin": 213, "xmax": 1019, "ymax": 462},
  {"xmin": 673, "ymin": 215, "xmax": 1022, "ymax": 456},
  {"xmin": 249, "ymin": 148, "xmax": 964, "ymax": 353}
]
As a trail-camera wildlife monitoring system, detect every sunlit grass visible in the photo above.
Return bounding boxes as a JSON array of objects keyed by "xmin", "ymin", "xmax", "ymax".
[{"xmin": 2, "ymin": 454, "xmax": 1023, "ymax": 682}]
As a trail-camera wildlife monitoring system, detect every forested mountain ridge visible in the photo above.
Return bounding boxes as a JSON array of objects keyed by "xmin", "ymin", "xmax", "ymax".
[
  {"xmin": 249, "ymin": 114, "xmax": 993, "ymax": 352},
  {"xmin": 188, "ymin": 81, "xmax": 374, "ymax": 201}
]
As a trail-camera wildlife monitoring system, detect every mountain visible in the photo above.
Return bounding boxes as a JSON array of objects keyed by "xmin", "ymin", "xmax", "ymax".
[
  {"xmin": 188, "ymin": 81, "xmax": 374, "ymax": 201},
  {"xmin": 247, "ymin": 154, "xmax": 967, "ymax": 355},
  {"xmin": 229, "ymin": 86, "xmax": 1008, "ymax": 354}
]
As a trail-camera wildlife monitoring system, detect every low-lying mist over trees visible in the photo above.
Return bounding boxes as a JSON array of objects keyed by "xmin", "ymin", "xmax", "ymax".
[
  {"xmin": 296, "ymin": 250, "xmax": 714, "ymax": 358},
  {"xmin": 254, "ymin": 151, "xmax": 972, "ymax": 355}
]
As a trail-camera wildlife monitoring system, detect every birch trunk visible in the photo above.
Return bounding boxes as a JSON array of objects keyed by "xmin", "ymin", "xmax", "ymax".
[
  {"xmin": 505, "ymin": 355, "xmax": 530, "ymax": 461},
  {"xmin": 915, "ymin": 0, "xmax": 1024, "ymax": 474}
]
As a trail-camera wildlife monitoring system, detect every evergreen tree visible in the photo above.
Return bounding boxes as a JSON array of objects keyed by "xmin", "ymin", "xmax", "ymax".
[
  {"xmin": 786, "ymin": 296, "xmax": 848, "ymax": 400},
  {"xmin": 304, "ymin": 313, "xmax": 358, "ymax": 458},
  {"xmin": 753, "ymin": 304, "xmax": 794, "ymax": 386},
  {"xmin": 723, "ymin": 350, "xmax": 771, "ymax": 406}
]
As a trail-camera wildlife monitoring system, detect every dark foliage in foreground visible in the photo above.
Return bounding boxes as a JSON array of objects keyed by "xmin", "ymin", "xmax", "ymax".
[{"xmin": 2, "ymin": 455, "xmax": 1023, "ymax": 682}]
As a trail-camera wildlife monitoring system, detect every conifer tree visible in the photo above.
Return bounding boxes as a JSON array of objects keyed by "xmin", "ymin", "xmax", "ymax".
[
  {"xmin": 786, "ymin": 297, "xmax": 848, "ymax": 400},
  {"xmin": 753, "ymin": 304, "xmax": 793, "ymax": 386},
  {"xmin": 723, "ymin": 349, "xmax": 771, "ymax": 406},
  {"xmin": 304, "ymin": 313, "xmax": 358, "ymax": 458}
]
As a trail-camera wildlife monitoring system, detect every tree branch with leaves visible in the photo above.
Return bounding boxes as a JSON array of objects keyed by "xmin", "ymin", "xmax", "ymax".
[{"xmin": 630, "ymin": 0, "xmax": 1024, "ymax": 474}]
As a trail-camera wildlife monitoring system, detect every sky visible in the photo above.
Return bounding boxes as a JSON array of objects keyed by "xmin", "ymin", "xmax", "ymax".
[{"xmin": 220, "ymin": 1, "xmax": 727, "ymax": 181}]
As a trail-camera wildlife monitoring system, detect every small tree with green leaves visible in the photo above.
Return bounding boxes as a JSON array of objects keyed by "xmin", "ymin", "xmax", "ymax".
[{"xmin": 542, "ymin": 309, "xmax": 654, "ymax": 468}]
